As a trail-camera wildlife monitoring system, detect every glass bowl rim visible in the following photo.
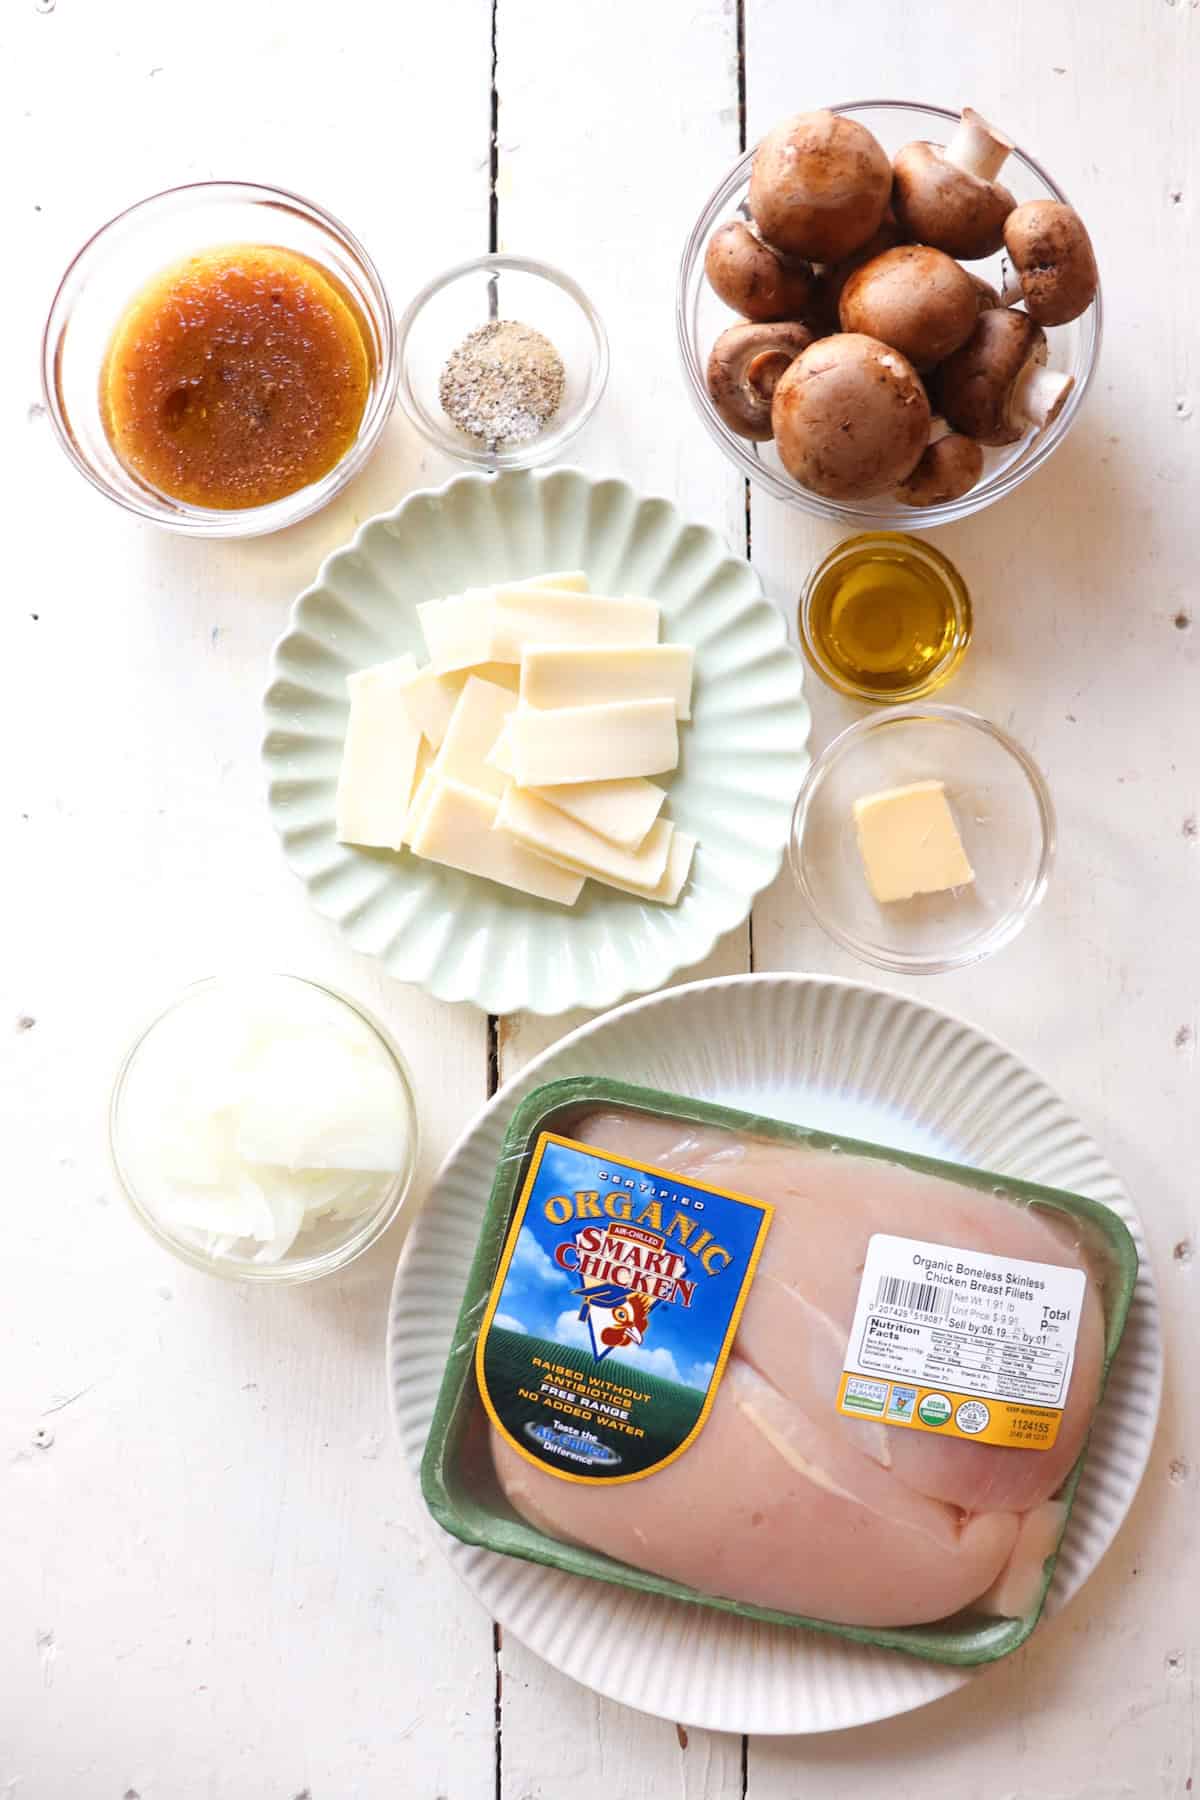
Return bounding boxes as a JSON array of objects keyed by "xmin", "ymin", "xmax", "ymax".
[
  {"xmin": 393, "ymin": 250, "xmax": 610, "ymax": 470},
  {"xmin": 798, "ymin": 530, "xmax": 973, "ymax": 704},
  {"xmin": 41, "ymin": 178, "xmax": 400, "ymax": 538},
  {"xmin": 788, "ymin": 701, "xmax": 1057, "ymax": 973},
  {"xmin": 108, "ymin": 971, "xmax": 420, "ymax": 1283},
  {"xmin": 675, "ymin": 97, "xmax": 1104, "ymax": 529}
]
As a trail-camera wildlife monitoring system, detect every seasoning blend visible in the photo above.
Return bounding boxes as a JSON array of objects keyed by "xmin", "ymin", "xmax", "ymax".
[
  {"xmin": 439, "ymin": 319, "xmax": 565, "ymax": 450},
  {"xmin": 799, "ymin": 532, "xmax": 972, "ymax": 702},
  {"xmin": 394, "ymin": 254, "xmax": 608, "ymax": 470}
]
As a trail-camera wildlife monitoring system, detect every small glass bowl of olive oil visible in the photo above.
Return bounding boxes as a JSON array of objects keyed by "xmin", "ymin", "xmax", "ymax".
[{"xmin": 799, "ymin": 533, "xmax": 972, "ymax": 703}]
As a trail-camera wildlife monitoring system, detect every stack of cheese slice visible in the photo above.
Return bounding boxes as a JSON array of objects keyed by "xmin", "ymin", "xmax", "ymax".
[{"xmin": 335, "ymin": 571, "xmax": 698, "ymax": 907}]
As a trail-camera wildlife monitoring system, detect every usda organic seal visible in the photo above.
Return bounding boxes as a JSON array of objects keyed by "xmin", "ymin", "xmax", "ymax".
[{"xmin": 917, "ymin": 1392, "xmax": 953, "ymax": 1428}]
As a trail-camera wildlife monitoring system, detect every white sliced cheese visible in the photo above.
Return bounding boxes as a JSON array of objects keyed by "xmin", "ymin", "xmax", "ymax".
[
  {"xmin": 486, "ymin": 719, "xmax": 515, "ymax": 776},
  {"xmin": 534, "ymin": 777, "xmax": 666, "ymax": 849},
  {"xmin": 398, "ymin": 741, "xmax": 435, "ymax": 846},
  {"xmin": 487, "ymin": 723, "xmax": 664, "ymax": 846},
  {"xmin": 348, "ymin": 653, "xmax": 418, "ymax": 689},
  {"xmin": 546, "ymin": 827, "xmax": 696, "ymax": 905},
  {"xmin": 496, "ymin": 785, "xmax": 673, "ymax": 888},
  {"xmin": 403, "ymin": 763, "xmax": 440, "ymax": 847},
  {"xmin": 509, "ymin": 570, "xmax": 589, "ymax": 593},
  {"xmin": 491, "ymin": 588, "xmax": 659, "ymax": 663},
  {"xmin": 412, "ymin": 778, "xmax": 584, "ymax": 905},
  {"xmin": 417, "ymin": 588, "xmax": 496, "ymax": 673},
  {"xmin": 468, "ymin": 661, "xmax": 521, "ymax": 693},
  {"xmin": 435, "ymin": 675, "xmax": 517, "ymax": 800},
  {"xmin": 336, "ymin": 656, "xmax": 422, "ymax": 850},
  {"xmin": 508, "ymin": 697, "xmax": 679, "ymax": 787},
  {"xmin": 398, "ymin": 665, "xmax": 463, "ymax": 748},
  {"xmin": 521, "ymin": 643, "xmax": 694, "ymax": 719}
]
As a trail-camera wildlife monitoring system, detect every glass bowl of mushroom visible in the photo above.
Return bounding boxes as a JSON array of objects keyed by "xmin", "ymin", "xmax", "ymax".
[{"xmin": 677, "ymin": 100, "xmax": 1102, "ymax": 528}]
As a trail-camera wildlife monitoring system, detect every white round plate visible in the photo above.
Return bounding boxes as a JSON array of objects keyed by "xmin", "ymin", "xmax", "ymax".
[
  {"xmin": 387, "ymin": 973, "xmax": 1161, "ymax": 1736},
  {"xmin": 262, "ymin": 468, "xmax": 810, "ymax": 1015}
]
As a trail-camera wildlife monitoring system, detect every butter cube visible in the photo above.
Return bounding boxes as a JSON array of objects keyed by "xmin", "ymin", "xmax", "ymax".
[{"xmin": 853, "ymin": 780, "xmax": 974, "ymax": 904}]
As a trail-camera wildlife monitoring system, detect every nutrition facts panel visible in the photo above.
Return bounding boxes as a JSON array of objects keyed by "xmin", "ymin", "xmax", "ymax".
[{"xmin": 854, "ymin": 1314, "xmax": 1073, "ymax": 1405}]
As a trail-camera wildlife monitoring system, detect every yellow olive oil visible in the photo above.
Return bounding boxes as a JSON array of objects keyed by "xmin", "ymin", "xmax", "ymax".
[{"xmin": 801, "ymin": 533, "xmax": 971, "ymax": 701}]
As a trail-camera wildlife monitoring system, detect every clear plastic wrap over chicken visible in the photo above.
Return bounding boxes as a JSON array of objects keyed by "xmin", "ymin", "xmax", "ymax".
[{"xmin": 491, "ymin": 1107, "xmax": 1111, "ymax": 1630}]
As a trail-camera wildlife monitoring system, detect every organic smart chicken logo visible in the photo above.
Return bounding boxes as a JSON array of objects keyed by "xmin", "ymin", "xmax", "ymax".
[
  {"xmin": 555, "ymin": 1219, "xmax": 696, "ymax": 1363},
  {"xmin": 477, "ymin": 1131, "xmax": 775, "ymax": 1485}
]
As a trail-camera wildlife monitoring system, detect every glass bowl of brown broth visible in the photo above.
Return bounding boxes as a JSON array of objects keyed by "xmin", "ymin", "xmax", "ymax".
[{"xmin": 42, "ymin": 182, "xmax": 398, "ymax": 536}]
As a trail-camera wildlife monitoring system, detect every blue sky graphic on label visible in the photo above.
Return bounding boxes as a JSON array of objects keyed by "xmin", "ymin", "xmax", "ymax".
[
  {"xmin": 477, "ymin": 1131, "xmax": 773, "ymax": 1482},
  {"xmin": 493, "ymin": 1134, "xmax": 768, "ymax": 1389}
]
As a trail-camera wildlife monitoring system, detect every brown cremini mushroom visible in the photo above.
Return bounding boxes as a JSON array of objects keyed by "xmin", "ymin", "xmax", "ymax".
[
  {"xmin": 771, "ymin": 332, "xmax": 930, "ymax": 499},
  {"xmin": 968, "ymin": 270, "xmax": 1000, "ymax": 312},
  {"xmin": 838, "ymin": 245, "xmax": 978, "ymax": 372},
  {"xmin": 892, "ymin": 107, "xmax": 1017, "ymax": 260},
  {"xmin": 935, "ymin": 308, "xmax": 1074, "ymax": 446},
  {"xmin": 703, "ymin": 220, "xmax": 819, "ymax": 324},
  {"xmin": 895, "ymin": 419, "xmax": 984, "ymax": 507},
  {"xmin": 1002, "ymin": 200, "xmax": 1099, "ymax": 325},
  {"xmin": 749, "ymin": 110, "xmax": 892, "ymax": 263},
  {"xmin": 706, "ymin": 320, "xmax": 814, "ymax": 439},
  {"xmin": 816, "ymin": 209, "xmax": 908, "ymax": 319}
]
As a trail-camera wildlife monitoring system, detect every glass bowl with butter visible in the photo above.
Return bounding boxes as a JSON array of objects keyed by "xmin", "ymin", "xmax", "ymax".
[
  {"xmin": 789, "ymin": 705, "xmax": 1055, "ymax": 973},
  {"xmin": 109, "ymin": 974, "xmax": 418, "ymax": 1282}
]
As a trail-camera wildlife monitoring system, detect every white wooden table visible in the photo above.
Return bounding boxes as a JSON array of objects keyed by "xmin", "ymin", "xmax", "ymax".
[{"xmin": 4, "ymin": 1, "xmax": 1196, "ymax": 1793}]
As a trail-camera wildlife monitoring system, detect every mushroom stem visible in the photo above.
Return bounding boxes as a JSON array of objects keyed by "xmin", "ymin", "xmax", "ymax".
[
  {"xmin": 745, "ymin": 347, "xmax": 798, "ymax": 399},
  {"xmin": 1011, "ymin": 361, "xmax": 1075, "ymax": 430},
  {"xmin": 1000, "ymin": 271, "xmax": 1024, "ymax": 306},
  {"xmin": 928, "ymin": 416, "xmax": 953, "ymax": 446},
  {"xmin": 945, "ymin": 107, "xmax": 1012, "ymax": 182}
]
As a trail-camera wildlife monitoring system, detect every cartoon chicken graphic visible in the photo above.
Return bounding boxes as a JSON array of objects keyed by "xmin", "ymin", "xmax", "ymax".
[{"xmin": 573, "ymin": 1282, "xmax": 656, "ymax": 1358}]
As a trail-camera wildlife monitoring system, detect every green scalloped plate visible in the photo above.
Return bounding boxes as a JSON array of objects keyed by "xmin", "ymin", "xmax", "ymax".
[{"xmin": 262, "ymin": 468, "xmax": 810, "ymax": 1014}]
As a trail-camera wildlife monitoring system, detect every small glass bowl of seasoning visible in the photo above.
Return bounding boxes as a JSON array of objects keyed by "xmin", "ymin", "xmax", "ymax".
[
  {"xmin": 395, "ymin": 254, "xmax": 608, "ymax": 469},
  {"xmin": 790, "ymin": 705, "xmax": 1055, "ymax": 973},
  {"xmin": 109, "ymin": 974, "xmax": 419, "ymax": 1283},
  {"xmin": 799, "ymin": 533, "xmax": 972, "ymax": 702},
  {"xmin": 42, "ymin": 181, "xmax": 398, "ymax": 537}
]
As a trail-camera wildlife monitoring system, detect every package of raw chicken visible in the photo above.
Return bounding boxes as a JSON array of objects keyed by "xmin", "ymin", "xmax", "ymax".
[{"xmin": 421, "ymin": 1078, "xmax": 1138, "ymax": 1664}]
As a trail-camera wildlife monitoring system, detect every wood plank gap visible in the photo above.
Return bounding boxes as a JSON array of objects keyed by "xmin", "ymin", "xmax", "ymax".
[
  {"xmin": 492, "ymin": 1619, "xmax": 504, "ymax": 1800},
  {"xmin": 487, "ymin": 1013, "xmax": 501, "ymax": 1098},
  {"xmin": 739, "ymin": 0, "xmax": 754, "ymax": 985},
  {"xmin": 489, "ymin": 0, "xmax": 500, "ymax": 258},
  {"xmin": 735, "ymin": 0, "xmax": 747, "ymax": 152},
  {"xmin": 489, "ymin": 12, "xmax": 502, "ymax": 1799}
]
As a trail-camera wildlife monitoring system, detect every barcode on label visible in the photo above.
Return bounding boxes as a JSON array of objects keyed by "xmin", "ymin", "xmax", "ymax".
[{"xmin": 874, "ymin": 1275, "xmax": 952, "ymax": 1318}]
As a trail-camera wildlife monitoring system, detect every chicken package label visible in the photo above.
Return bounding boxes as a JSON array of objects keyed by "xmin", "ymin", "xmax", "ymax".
[
  {"xmin": 837, "ymin": 1233, "xmax": 1088, "ymax": 1450},
  {"xmin": 476, "ymin": 1131, "xmax": 774, "ymax": 1484}
]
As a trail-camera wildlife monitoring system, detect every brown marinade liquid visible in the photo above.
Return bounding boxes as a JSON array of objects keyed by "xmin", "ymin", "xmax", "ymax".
[{"xmin": 101, "ymin": 243, "xmax": 372, "ymax": 510}]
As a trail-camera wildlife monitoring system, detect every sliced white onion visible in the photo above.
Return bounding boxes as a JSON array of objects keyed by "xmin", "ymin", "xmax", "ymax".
[{"xmin": 116, "ymin": 977, "xmax": 410, "ymax": 1262}]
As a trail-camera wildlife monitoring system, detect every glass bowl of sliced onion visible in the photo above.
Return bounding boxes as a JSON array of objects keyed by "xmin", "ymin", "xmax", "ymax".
[{"xmin": 109, "ymin": 973, "xmax": 419, "ymax": 1282}]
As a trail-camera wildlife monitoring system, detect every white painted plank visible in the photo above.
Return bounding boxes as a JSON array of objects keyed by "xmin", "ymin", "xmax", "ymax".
[
  {"xmin": 493, "ymin": 0, "xmax": 748, "ymax": 1792},
  {"xmin": 2, "ymin": 0, "xmax": 1196, "ymax": 1792},
  {"xmin": 744, "ymin": 0, "xmax": 1198, "ymax": 1793},
  {"xmin": 1, "ymin": 2, "xmax": 499, "ymax": 1797}
]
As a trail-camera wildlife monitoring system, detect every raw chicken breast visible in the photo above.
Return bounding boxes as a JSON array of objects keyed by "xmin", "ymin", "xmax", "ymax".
[{"xmin": 490, "ymin": 1109, "xmax": 1107, "ymax": 1627}]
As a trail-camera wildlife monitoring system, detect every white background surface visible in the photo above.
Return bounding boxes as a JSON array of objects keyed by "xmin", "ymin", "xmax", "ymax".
[{"xmin": 2, "ymin": 1, "xmax": 1196, "ymax": 1795}]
